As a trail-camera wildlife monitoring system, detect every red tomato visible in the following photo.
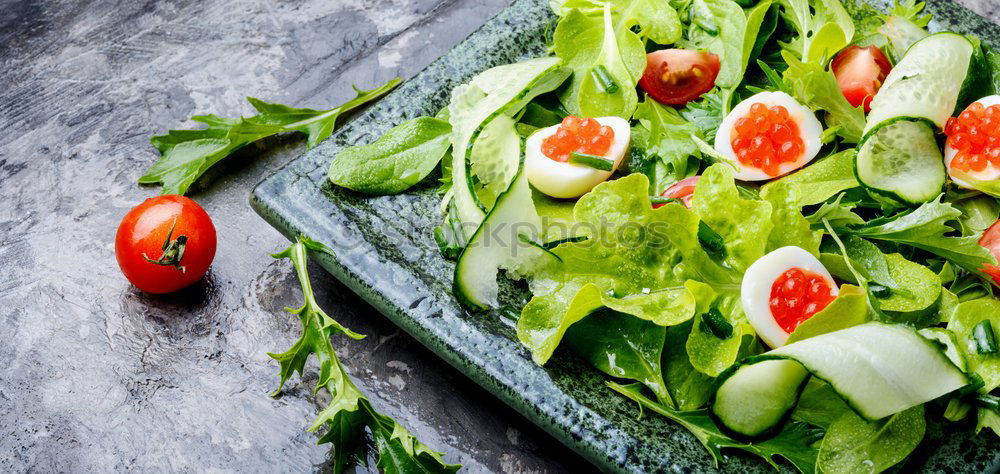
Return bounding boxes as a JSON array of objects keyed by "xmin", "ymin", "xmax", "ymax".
[
  {"xmin": 831, "ymin": 45, "xmax": 892, "ymax": 113},
  {"xmin": 639, "ymin": 50, "xmax": 720, "ymax": 106},
  {"xmin": 654, "ymin": 176, "xmax": 700, "ymax": 208},
  {"xmin": 115, "ymin": 195, "xmax": 217, "ymax": 294},
  {"xmin": 980, "ymin": 220, "xmax": 1000, "ymax": 286}
]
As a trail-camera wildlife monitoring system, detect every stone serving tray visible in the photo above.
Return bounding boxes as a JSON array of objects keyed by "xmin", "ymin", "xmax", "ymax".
[{"xmin": 251, "ymin": 0, "xmax": 1000, "ymax": 471}]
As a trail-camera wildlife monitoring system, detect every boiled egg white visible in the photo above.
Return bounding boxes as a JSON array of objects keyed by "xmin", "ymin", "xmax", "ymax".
[
  {"xmin": 525, "ymin": 116, "xmax": 630, "ymax": 199},
  {"xmin": 715, "ymin": 91, "xmax": 824, "ymax": 181},
  {"xmin": 945, "ymin": 95, "xmax": 1000, "ymax": 188},
  {"xmin": 741, "ymin": 246, "xmax": 839, "ymax": 348}
]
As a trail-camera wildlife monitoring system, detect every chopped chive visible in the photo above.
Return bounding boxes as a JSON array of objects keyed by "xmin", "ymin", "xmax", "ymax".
[
  {"xmin": 650, "ymin": 196, "xmax": 683, "ymax": 206},
  {"xmin": 701, "ymin": 307, "xmax": 733, "ymax": 339},
  {"xmin": 697, "ymin": 221, "xmax": 726, "ymax": 260},
  {"xmin": 590, "ymin": 65, "xmax": 620, "ymax": 94},
  {"xmin": 869, "ymin": 283, "xmax": 892, "ymax": 298},
  {"xmin": 958, "ymin": 373, "xmax": 985, "ymax": 396},
  {"xmin": 974, "ymin": 394, "xmax": 1000, "ymax": 411},
  {"xmin": 974, "ymin": 320, "xmax": 998, "ymax": 354},
  {"xmin": 569, "ymin": 152, "xmax": 615, "ymax": 171}
]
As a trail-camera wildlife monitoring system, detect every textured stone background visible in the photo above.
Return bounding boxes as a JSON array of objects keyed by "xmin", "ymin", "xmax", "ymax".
[{"xmin": 0, "ymin": 0, "xmax": 997, "ymax": 472}]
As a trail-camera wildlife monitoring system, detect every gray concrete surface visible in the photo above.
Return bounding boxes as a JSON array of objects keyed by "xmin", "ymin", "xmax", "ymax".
[{"xmin": 2, "ymin": 0, "xmax": 998, "ymax": 472}]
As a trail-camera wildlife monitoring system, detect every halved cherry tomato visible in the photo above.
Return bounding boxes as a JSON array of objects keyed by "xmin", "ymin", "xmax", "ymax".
[
  {"xmin": 831, "ymin": 45, "xmax": 892, "ymax": 113},
  {"xmin": 980, "ymin": 220, "xmax": 1000, "ymax": 286},
  {"xmin": 115, "ymin": 195, "xmax": 217, "ymax": 294},
  {"xmin": 654, "ymin": 176, "xmax": 700, "ymax": 208},
  {"xmin": 639, "ymin": 50, "xmax": 720, "ymax": 106}
]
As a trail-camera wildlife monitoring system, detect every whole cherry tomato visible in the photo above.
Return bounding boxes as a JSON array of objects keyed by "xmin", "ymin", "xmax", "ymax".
[{"xmin": 115, "ymin": 195, "xmax": 217, "ymax": 293}]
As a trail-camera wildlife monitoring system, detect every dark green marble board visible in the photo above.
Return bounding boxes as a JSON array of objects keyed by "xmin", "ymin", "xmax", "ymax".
[{"xmin": 251, "ymin": 0, "xmax": 1000, "ymax": 471}]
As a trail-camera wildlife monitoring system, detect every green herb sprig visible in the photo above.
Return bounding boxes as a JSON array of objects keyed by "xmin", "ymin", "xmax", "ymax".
[
  {"xmin": 140, "ymin": 79, "xmax": 400, "ymax": 195},
  {"xmin": 269, "ymin": 236, "xmax": 460, "ymax": 474}
]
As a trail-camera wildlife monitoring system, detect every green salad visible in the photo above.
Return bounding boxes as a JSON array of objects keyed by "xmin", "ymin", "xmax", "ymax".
[{"xmin": 327, "ymin": 0, "xmax": 1000, "ymax": 471}]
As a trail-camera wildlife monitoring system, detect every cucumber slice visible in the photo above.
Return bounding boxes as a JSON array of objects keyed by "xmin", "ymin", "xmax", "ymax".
[
  {"xmin": 855, "ymin": 118, "xmax": 945, "ymax": 204},
  {"xmin": 449, "ymin": 58, "xmax": 570, "ymax": 229},
  {"xmin": 710, "ymin": 323, "xmax": 967, "ymax": 438},
  {"xmin": 865, "ymin": 33, "xmax": 975, "ymax": 133},
  {"xmin": 711, "ymin": 358, "xmax": 809, "ymax": 438},
  {"xmin": 453, "ymin": 166, "xmax": 542, "ymax": 310}
]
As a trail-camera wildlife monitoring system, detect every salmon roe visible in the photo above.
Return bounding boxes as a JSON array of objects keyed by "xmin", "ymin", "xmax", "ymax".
[
  {"xmin": 730, "ymin": 103, "xmax": 805, "ymax": 177},
  {"xmin": 541, "ymin": 116, "xmax": 615, "ymax": 162},
  {"xmin": 769, "ymin": 267, "xmax": 836, "ymax": 333},
  {"xmin": 945, "ymin": 102, "xmax": 1000, "ymax": 173}
]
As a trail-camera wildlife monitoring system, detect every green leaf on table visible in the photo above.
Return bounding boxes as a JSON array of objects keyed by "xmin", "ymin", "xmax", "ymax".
[
  {"xmin": 553, "ymin": 6, "xmax": 646, "ymax": 118},
  {"xmin": 328, "ymin": 117, "xmax": 451, "ymax": 194},
  {"xmin": 565, "ymin": 308, "xmax": 672, "ymax": 404},
  {"xmin": 270, "ymin": 236, "xmax": 459, "ymax": 474},
  {"xmin": 781, "ymin": 51, "xmax": 865, "ymax": 143},
  {"xmin": 787, "ymin": 284, "xmax": 869, "ymax": 344},
  {"xmin": 763, "ymin": 150, "xmax": 858, "ymax": 206},
  {"xmin": 817, "ymin": 405, "xmax": 925, "ymax": 474},
  {"xmin": 947, "ymin": 298, "xmax": 1000, "ymax": 391},
  {"xmin": 141, "ymin": 79, "xmax": 400, "ymax": 195},
  {"xmin": 610, "ymin": 382, "xmax": 824, "ymax": 473},
  {"xmin": 849, "ymin": 197, "xmax": 997, "ymax": 273}
]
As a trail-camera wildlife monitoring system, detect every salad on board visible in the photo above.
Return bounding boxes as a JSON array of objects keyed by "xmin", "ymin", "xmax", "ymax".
[{"xmin": 326, "ymin": 0, "xmax": 1000, "ymax": 471}]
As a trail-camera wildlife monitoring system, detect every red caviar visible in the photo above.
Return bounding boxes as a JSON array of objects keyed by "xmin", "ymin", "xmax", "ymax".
[
  {"xmin": 945, "ymin": 102, "xmax": 1000, "ymax": 173},
  {"xmin": 730, "ymin": 103, "xmax": 805, "ymax": 177},
  {"xmin": 541, "ymin": 116, "xmax": 615, "ymax": 162},
  {"xmin": 769, "ymin": 267, "xmax": 836, "ymax": 333}
]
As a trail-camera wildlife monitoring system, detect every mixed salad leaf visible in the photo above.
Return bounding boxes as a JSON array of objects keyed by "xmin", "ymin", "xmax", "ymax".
[{"xmin": 318, "ymin": 0, "xmax": 1000, "ymax": 471}]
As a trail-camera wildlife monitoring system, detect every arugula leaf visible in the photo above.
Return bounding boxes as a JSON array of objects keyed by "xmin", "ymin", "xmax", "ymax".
[
  {"xmin": 553, "ymin": 7, "xmax": 646, "ymax": 118},
  {"xmin": 806, "ymin": 194, "xmax": 865, "ymax": 228},
  {"xmin": 328, "ymin": 117, "xmax": 451, "ymax": 194},
  {"xmin": 847, "ymin": 197, "xmax": 997, "ymax": 273},
  {"xmin": 141, "ymin": 80, "xmax": 400, "ymax": 195},
  {"xmin": 777, "ymin": 0, "xmax": 855, "ymax": 64},
  {"xmin": 843, "ymin": 0, "xmax": 887, "ymax": 44},
  {"xmin": 565, "ymin": 308, "xmax": 672, "ymax": 405},
  {"xmin": 610, "ymin": 382, "xmax": 824, "ymax": 473},
  {"xmin": 817, "ymin": 405, "xmax": 925, "ymax": 474},
  {"xmin": 947, "ymin": 298, "xmax": 1000, "ymax": 392},
  {"xmin": 631, "ymin": 97, "xmax": 703, "ymax": 193},
  {"xmin": 270, "ymin": 237, "xmax": 459, "ymax": 473},
  {"xmin": 762, "ymin": 150, "xmax": 858, "ymax": 206},
  {"xmin": 781, "ymin": 51, "xmax": 865, "ymax": 143}
]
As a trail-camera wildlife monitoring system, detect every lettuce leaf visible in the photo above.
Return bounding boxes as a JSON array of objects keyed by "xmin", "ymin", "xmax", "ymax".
[
  {"xmin": 552, "ymin": 6, "xmax": 646, "ymax": 118},
  {"xmin": 781, "ymin": 51, "xmax": 866, "ymax": 143},
  {"xmin": 762, "ymin": 150, "xmax": 858, "ymax": 206},
  {"xmin": 551, "ymin": 0, "xmax": 683, "ymax": 44},
  {"xmin": 786, "ymin": 284, "xmax": 869, "ymax": 343},
  {"xmin": 631, "ymin": 97, "xmax": 703, "ymax": 193},
  {"xmin": 947, "ymin": 298, "xmax": 1000, "ymax": 391},
  {"xmin": 664, "ymin": 321, "xmax": 716, "ymax": 410},
  {"xmin": 777, "ymin": 0, "xmax": 855, "ymax": 64},
  {"xmin": 762, "ymin": 180, "xmax": 824, "ymax": 255}
]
